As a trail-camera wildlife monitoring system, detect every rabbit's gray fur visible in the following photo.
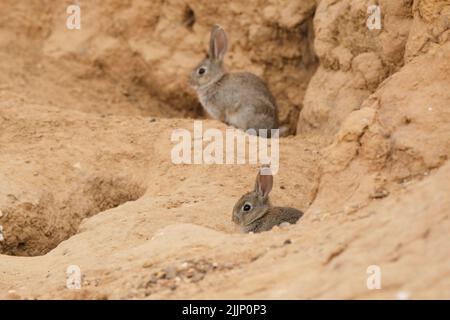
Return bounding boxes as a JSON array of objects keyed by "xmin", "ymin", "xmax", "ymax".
[
  {"xmin": 190, "ymin": 25, "xmax": 280, "ymax": 134},
  {"xmin": 232, "ymin": 166, "xmax": 303, "ymax": 233}
]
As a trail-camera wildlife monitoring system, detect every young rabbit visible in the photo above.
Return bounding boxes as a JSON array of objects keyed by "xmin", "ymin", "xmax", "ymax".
[
  {"xmin": 232, "ymin": 166, "xmax": 303, "ymax": 233},
  {"xmin": 189, "ymin": 25, "xmax": 281, "ymax": 136}
]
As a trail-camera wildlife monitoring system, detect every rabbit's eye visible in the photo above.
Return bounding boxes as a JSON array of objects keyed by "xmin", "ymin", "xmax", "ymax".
[
  {"xmin": 243, "ymin": 203, "xmax": 252, "ymax": 212},
  {"xmin": 197, "ymin": 66, "xmax": 207, "ymax": 76}
]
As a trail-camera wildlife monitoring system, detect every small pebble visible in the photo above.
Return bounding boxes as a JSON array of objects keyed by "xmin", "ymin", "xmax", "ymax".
[
  {"xmin": 396, "ymin": 290, "xmax": 410, "ymax": 300},
  {"xmin": 222, "ymin": 262, "xmax": 233, "ymax": 269},
  {"xmin": 191, "ymin": 273, "xmax": 205, "ymax": 283},
  {"xmin": 279, "ymin": 222, "xmax": 291, "ymax": 229},
  {"xmin": 7, "ymin": 290, "xmax": 21, "ymax": 300},
  {"xmin": 146, "ymin": 275, "xmax": 158, "ymax": 286},
  {"xmin": 185, "ymin": 268, "xmax": 196, "ymax": 278},
  {"xmin": 164, "ymin": 266, "xmax": 177, "ymax": 280},
  {"xmin": 178, "ymin": 262, "xmax": 189, "ymax": 271},
  {"xmin": 155, "ymin": 270, "xmax": 166, "ymax": 279},
  {"xmin": 169, "ymin": 283, "xmax": 178, "ymax": 291},
  {"xmin": 73, "ymin": 162, "xmax": 81, "ymax": 169},
  {"xmin": 372, "ymin": 188, "xmax": 389, "ymax": 199}
]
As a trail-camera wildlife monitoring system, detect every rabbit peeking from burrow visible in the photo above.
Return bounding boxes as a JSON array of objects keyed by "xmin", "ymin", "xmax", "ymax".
[{"xmin": 232, "ymin": 165, "xmax": 303, "ymax": 233}]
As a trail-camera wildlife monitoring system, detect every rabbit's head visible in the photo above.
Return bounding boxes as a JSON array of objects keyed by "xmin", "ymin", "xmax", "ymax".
[
  {"xmin": 232, "ymin": 166, "xmax": 273, "ymax": 227},
  {"xmin": 189, "ymin": 25, "xmax": 228, "ymax": 89}
]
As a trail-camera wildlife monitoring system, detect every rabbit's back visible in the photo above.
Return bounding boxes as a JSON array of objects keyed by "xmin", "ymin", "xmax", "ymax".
[
  {"xmin": 226, "ymin": 73, "xmax": 277, "ymax": 106},
  {"xmin": 253, "ymin": 207, "xmax": 303, "ymax": 233},
  {"xmin": 202, "ymin": 72, "xmax": 279, "ymax": 131}
]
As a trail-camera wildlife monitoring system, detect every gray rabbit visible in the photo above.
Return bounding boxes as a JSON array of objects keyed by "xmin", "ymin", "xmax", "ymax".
[
  {"xmin": 189, "ymin": 25, "xmax": 281, "ymax": 136},
  {"xmin": 232, "ymin": 166, "xmax": 303, "ymax": 233}
]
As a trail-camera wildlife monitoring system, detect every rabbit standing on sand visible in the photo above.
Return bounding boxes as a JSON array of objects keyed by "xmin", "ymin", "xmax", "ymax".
[
  {"xmin": 232, "ymin": 166, "xmax": 303, "ymax": 233},
  {"xmin": 189, "ymin": 25, "xmax": 281, "ymax": 135}
]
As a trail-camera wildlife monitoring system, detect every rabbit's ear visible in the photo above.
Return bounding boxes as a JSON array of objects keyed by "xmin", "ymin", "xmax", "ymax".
[
  {"xmin": 209, "ymin": 25, "xmax": 228, "ymax": 62},
  {"xmin": 255, "ymin": 166, "xmax": 273, "ymax": 198}
]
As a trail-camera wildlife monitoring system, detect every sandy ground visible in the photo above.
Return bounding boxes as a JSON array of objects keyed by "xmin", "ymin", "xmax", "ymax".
[{"xmin": 0, "ymin": 0, "xmax": 449, "ymax": 299}]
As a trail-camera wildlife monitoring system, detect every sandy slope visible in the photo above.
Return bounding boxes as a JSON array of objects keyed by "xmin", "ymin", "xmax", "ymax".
[{"xmin": 0, "ymin": 0, "xmax": 449, "ymax": 299}]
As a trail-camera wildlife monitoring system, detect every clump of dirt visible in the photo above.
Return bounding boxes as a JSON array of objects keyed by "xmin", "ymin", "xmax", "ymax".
[{"xmin": 0, "ymin": 176, "xmax": 146, "ymax": 256}]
